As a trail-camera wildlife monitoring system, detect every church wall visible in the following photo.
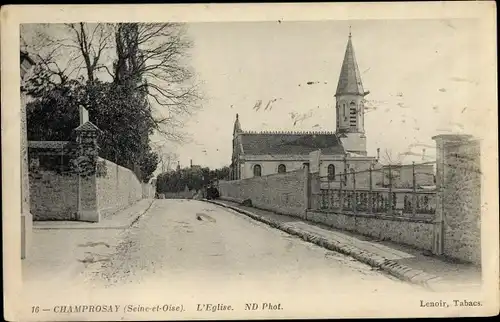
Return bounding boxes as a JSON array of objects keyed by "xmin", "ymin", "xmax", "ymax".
[
  {"xmin": 318, "ymin": 158, "xmax": 382, "ymax": 189},
  {"xmin": 241, "ymin": 155, "xmax": 380, "ymax": 186},
  {"xmin": 241, "ymin": 159, "xmax": 306, "ymax": 179}
]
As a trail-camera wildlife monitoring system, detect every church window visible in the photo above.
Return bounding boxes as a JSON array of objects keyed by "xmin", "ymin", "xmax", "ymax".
[
  {"xmin": 349, "ymin": 102, "xmax": 357, "ymax": 128},
  {"xmin": 327, "ymin": 164, "xmax": 336, "ymax": 180},
  {"xmin": 253, "ymin": 164, "xmax": 262, "ymax": 177},
  {"xmin": 278, "ymin": 164, "xmax": 286, "ymax": 173}
]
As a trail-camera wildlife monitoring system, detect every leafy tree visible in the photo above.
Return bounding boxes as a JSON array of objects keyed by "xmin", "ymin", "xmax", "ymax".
[
  {"xmin": 140, "ymin": 149, "xmax": 160, "ymax": 183},
  {"xmin": 25, "ymin": 80, "xmax": 80, "ymax": 141},
  {"xmin": 156, "ymin": 165, "xmax": 230, "ymax": 194}
]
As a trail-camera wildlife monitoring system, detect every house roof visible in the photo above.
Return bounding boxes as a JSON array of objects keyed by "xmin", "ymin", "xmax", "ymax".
[
  {"xmin": 239, "ymin": 131, "xmax": 345, "ymax": 156},
  {"xmin": 335, "ymin": 33, "xmax": 365, "ymax": 96}
]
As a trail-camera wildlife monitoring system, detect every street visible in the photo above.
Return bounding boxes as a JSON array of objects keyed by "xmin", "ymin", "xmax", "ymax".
[{"xmin": 80, "ymin": 199, "xmax": 427, "ymax": 295}]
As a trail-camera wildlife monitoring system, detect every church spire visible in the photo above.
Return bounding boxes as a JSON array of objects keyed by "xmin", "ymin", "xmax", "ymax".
[
  {"xmin": 233, "ymin": 113, "xmax": 242, "ymax": 135},
  {"xmin": 335, "ymin": 30, "xmax": 365, "ymax": 97}
]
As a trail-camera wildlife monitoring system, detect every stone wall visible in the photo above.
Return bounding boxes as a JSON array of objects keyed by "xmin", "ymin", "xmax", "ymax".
[
  {"xmin": 29, "ymin": 151, "xmax": 153, "ymax": 221},
  {"xmin": 219, "ymin": 169, "xmax": 307, "ymax": 218},
  {"xmin": 157, "ymin": 190, "xmax": 197, "ymax": 199},
  {"xmin": 306, "ymin": 210, "xmax": 434, "ymax": 251},
  {"xmin": 96, "ymin": 158, "xmax": 144, "ymax": 218},
  {"xmin": 439, "ymin": 137, "xmax": 481, "ymax": 264},
  {"xmin": 29, "ymin": 171, "xmax": 79, "ymax": 221},
  {"xmin": 142, "ymin": 183, "xmax": 156, "ymax": 199}
]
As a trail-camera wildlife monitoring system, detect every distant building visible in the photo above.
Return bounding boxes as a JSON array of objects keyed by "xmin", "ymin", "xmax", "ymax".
[
  {"xmin": 380, "ymin": 163, "xmax": 435, "ymax": 188},
  {"xmin": 230, "ymin": 31, "xmax": 379, "ymax": 181}
]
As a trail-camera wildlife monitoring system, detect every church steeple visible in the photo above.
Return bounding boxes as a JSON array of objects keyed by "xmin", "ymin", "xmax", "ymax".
[
  {"xmin": 233, "ymin": 113, "xmax": 242, "ymax": 136},
  {"xmin": 335, "ymin": 29, "xmax": 365, "ymax": 97},
  {"xmin": 334, "ymin": 29, "xmax": 368, "ymax": 156}
]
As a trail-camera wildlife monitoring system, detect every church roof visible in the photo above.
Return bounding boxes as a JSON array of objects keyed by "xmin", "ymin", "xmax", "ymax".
[
  {"xmin": 335, "ymin": 32, "xmax": 365, "ymax": 96},
  {"xmin": 239, "ymin": 132, "xmax": 345, "ymax": 156}
]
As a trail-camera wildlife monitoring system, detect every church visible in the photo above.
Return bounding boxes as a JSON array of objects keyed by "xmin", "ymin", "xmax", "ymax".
[{"xmin": 229, "ymin": 31, "xmax": 380, "ymax": 184}]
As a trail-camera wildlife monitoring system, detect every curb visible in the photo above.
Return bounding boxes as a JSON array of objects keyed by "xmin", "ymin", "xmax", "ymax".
[
  {"xmin": 33, "ymin": 199, "xmax": 155, "ymax": 230},
  {"xmin": 206, "ymin": 199, "xmax": 443, "ymax": 292},
  {"xmin": 127, "ymin": 199, "xmax": 155, "ymax": 228}
]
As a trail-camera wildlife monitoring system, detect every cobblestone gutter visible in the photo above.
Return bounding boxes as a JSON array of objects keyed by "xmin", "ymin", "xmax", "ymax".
[{"xmin": 206, "ymin": 199, "xmax": 443, "ymax": 292}]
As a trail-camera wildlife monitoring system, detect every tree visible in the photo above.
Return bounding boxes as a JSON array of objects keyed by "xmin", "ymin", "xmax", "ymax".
[
  {"xmin": 65, "ymin": 23, "xmax": 114, "ymax": 84},
  {"xmin": 139, "ymin": 149, "xmax": 160, "ymax": 183},
  {"xmin": 214, "ymin": 166, "xmax": 230, "ymax": 181},
  {"xmin": 25, "ymin": 79, "xmax": 80, "ymax": 141},
  {"xmin": 22, "ymin": 23, "xmax": 200, "ymax": 182},
  {"xmin": 155, "ymin": 165, "xmax": 230, "ymax": 194},
  {"xmin": 112, "ymin": 23, "xmax": 202, "ymax": 142}
]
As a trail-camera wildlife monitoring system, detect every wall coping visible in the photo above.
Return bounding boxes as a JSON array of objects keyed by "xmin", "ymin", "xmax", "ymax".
[
  {"xmin": 98, "ymin": 157, "xmax": 143, "ymax": 184},
  {"xmin": 28, "ymin": 141, "xmax": 71, "ymax": 149},
  {"xmin": 307, "ymin": 209, "xmax": 434, "ymax": 223},
  {"xmin": 315, "ymin": 187, "xmax": 437, "ymax": 194}
]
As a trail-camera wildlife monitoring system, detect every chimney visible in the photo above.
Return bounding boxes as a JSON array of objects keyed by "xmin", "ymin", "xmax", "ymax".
[
  {"xmin": 376, "ymin": 148, "xmax": 380, "ymax": 161},
  {"xmin": 190, "ymin": 159, "xmax": 193, "ymax": 168},
  {"xmin": 79, "ymin": 105, "xmax": 89, "ymax": 125}
]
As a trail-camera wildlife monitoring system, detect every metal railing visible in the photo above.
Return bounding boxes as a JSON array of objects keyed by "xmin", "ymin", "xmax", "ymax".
[{"xmin": 311, "ymin": 161, "xmax": 437, "ymax": 218}]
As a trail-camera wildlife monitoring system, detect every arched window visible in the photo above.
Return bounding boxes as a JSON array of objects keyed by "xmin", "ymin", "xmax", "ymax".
[
  {"xmin": 278, "ymin": 164, "xmax": 286, "ymax": 174},
  {"xmin": 327, "ymin": 164, "xmax": 336, "ymax": 180},
  {"xmin": 253, "ymin": 164, "xmax": 262, "ymax": 177}
]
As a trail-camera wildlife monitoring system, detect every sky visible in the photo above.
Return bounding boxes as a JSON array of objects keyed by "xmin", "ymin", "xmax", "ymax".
[
  {"xmin": 171, "ymin": 18, "xmax": 484, "ymax": 170},
  {"xmin": 22, "ymin": 19, "xmax": 486, "ymax": 171}
]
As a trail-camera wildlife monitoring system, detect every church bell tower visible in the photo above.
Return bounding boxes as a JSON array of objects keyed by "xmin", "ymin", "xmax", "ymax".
[{"xmin": 335, "ymin": 29, "xmax": 369, "ymax": 156}]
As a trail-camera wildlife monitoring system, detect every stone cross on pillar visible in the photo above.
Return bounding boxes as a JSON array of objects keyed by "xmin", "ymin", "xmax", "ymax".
[{"xmin": 79, "ymin": 105, "xmax": 89, "ymax": 125}]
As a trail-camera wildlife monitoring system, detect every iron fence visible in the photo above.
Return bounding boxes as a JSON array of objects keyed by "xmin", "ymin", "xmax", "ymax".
[{"xmin": 311, "ymin": 161, "xmax": 437, "ymax": 218}]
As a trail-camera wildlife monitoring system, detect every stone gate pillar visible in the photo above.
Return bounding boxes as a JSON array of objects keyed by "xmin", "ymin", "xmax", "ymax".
[
  {"xmin": 20, "ymin": 51, "xmax": 35, "ymax": 259},
  {"xmin": 432, "ymin": 134, "xmax": 481, "ymax": 264},
  {"xmin": 74, "ymin": 118, "xmax": 101, "ymax": 222}
]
